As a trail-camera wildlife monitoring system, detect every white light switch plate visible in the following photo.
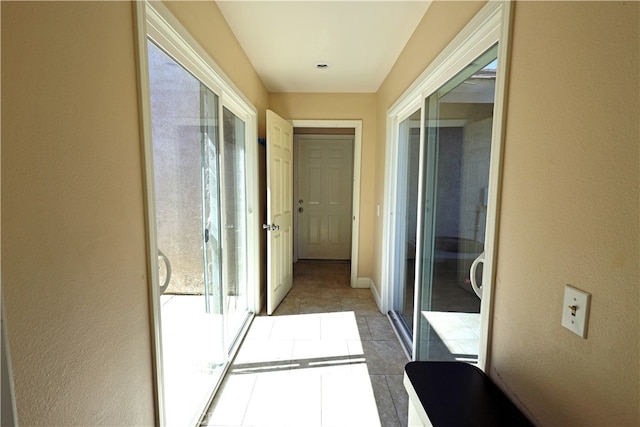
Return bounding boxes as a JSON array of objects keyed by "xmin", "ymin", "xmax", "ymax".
[{"xmin": 561, "ymin": 285, "xmax": 591, "ymax": 338}]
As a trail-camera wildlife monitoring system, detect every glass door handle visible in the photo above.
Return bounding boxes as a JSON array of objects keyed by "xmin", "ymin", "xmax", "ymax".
[
  {"xmin": 469, "ymin": 252, "xmax": 485, "ymax": 299},
  {"xmin": 158, "ymin": 249, "xmax": 172, "ymax": 295}
]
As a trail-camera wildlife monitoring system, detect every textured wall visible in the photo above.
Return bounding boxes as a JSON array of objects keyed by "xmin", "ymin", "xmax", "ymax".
[
  {"xmin": 149, "ymin": 40, "xmax": 207, "ymax": 295},
  {"xmin": 490, "ymin": 2, "xmax": 639, "ymax": 425},
  {"xmin": 1, "ymin": 2, "xmax": 155, "ymax": 424},
  {"xmin": 269, "ymin": 92, "xmax": 377, "ymax": 279}
]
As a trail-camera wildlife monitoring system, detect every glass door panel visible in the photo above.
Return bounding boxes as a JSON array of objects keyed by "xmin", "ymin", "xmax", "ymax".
[
  {"xmin": 202, "ymin": 88, "xmax": 223, "ymax": 317},
  {"xmin": 391, "ymin": 109, "xmax": 421, "ymax": 349},
  {"xmin": 416, "ymin": 45, "xmax": 498, "ymax": 363},
  {"xmin": 148, "ymin": 41, "xmax": 224, "ymax": 427},
  {"xmin": 221, "ymin": 107, "xmax": 250, "ymax": 351}
]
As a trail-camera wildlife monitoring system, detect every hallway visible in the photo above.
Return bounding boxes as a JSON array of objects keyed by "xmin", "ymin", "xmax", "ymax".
[{"xmin": 201, "ymin": 261, "xmax": 409, "ymax": 427}]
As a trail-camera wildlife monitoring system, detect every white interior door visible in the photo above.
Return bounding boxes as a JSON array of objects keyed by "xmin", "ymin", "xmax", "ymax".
[
  {"xmin": 296, "ymin": 136, "xmax": 353, "ymax": 260},
  {"xmin": 266, "ymin": 110, "xmax": 293, "ymax": 315}
]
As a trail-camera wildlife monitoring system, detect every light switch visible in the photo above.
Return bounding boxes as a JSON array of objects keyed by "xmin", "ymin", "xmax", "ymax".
[{"xmin": 561, "ymin": 285, "xmax": 591, "ymax": 338}]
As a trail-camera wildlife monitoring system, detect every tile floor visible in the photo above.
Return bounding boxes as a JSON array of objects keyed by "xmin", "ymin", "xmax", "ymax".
[
  {"xmin": 201, "ymin": 261, "xmax": 410, "ymax": 427},
  {"xmin": 418, "ymin": 311, "xmax": 480, "ymax": 363}
]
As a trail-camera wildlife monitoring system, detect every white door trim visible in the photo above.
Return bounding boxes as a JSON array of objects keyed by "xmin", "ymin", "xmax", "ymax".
[
  {"xmin": 381, "ymin": 0, "xmax": 513, "ymax": 370},
  {"xmin": 291, "ymin": 120, "xmax": 362, "ymax": 288}
]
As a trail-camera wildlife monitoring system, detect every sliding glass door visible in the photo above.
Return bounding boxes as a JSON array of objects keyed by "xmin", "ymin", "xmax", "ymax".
[
  {"xmin": 384, "ymin": 0, "xmax": 510, "ymax": 369},
  {"xmin": 147, "ymin": 40, "xmax": 252, "ymax": 426},
  {"xmin": 416, "ymin": 45, "xmax": 498, "ymax": 362},
  {"xmin": 390, "ymin": 109, "xmax": 421, "ymax": 350},
  {"xmin": 388, "ymin": 43, "xmax": 502, "ymax": 363}
]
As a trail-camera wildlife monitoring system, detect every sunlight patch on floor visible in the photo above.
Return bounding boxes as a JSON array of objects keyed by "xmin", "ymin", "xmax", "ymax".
[
  {"xmin": 421, "ymin": 311, "xmax": 480, "ymax": 362},
  {"xmin": 205, "ymin": 312, "xmax": 382, "ymax": 427},
  {"xmin": 161, "ymin": 295, "xmax": 226, "ymax": 427}
]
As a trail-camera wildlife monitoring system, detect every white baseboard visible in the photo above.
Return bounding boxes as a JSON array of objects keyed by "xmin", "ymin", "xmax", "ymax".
[
  {"xmin": 355, "ymin": 277, "xmax": 371, "ymax": 289},
  {"xmin": 368, "ymin": 280, "xmax": 383, "ymax": 312}
]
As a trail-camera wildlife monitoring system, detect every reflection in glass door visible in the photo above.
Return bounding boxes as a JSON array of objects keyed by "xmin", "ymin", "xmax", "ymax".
[
  {"xmin": 416, "ymin": 45, "xmax": 498, "ymax": 362},
  {"xmin": 148, "ymin": 41, "xmax": 251, "ymax": 426}
]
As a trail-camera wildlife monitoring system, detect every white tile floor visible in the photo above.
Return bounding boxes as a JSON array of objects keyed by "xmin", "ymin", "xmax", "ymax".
[
  {"xmin": 421, "ymin": 311, "xmax": 480, "ymax": 360},
  {"xmin": 204, "ymin": 312, "xmax": 382, "ymax": 427},
  {"xmin": 198, "ymin": 260, "xmax": 481, "ymax": 427},
  {"xmin": 201, "ymin": 261, "xmax": 410, "ymax": 427}
]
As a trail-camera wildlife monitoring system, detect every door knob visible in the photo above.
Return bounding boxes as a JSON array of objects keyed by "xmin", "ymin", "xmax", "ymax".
[{"xmin": 298, "ymin": 207, "xmax": 304, "ymax": 213}]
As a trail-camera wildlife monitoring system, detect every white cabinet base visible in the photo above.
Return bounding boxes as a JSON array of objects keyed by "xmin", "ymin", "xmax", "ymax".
[{"xmin": 403, "ymin": 372, "xmax": 432, "ymax": 427}]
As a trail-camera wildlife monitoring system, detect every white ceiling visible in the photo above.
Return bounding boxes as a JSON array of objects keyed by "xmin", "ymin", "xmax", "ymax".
[{"xmin": 216, "ymin": 1, "xmax": 432, "ymax": 93}]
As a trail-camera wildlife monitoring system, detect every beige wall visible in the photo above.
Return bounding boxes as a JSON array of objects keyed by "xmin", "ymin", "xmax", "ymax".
[
  {"xmin": 375, "ymin": 1, "xmax": 639, "ymax": 425},
  {"xmin": 269, "ymin": 93, "xmax": 377, "ymax": 278},
  {"xmin": 490, "ymin": 2, "xmax": 639, "ymax": 425},
  {"xmin": 1, "ymin": 1, "xmax": 268, "ymax": 425},
  {"xmin": 2, "ymin": 2, "xmax": 154, "ymax": 425}
]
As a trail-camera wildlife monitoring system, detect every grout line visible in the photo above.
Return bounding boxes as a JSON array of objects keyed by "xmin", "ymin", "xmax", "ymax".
[
  {"xmin": 319, "ymin": 374, "xmax": 324, "ymax": 427},
  {"xmin": 363, "ymin": 316, "xmax": 372, "ymax": 341},
  {"xmin": 238, "ymin": 374, "xmax": 258, "ymax": 427},
  {"xmin": 383, "ymin": 375, "xmax": 403, "ymax": 427}
]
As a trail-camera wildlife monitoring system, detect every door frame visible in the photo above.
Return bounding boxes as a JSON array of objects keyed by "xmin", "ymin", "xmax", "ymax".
[
  {"xmin": 381, "ymin": 1, "xmax": 513, "ymax": 370},
  {"xmin": 291, "ymin": 120, "xmax": 362, "ymax": 288}
]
